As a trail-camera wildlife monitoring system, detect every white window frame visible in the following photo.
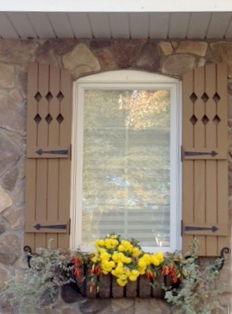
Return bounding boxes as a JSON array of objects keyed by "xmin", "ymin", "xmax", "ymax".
[{"xmin": 71, "ymin": 70, "xmax": 182, "ymax": 253}]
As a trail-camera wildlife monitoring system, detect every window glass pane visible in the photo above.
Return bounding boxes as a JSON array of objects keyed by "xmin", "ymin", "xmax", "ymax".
[{"xmin": 82, "ymin": 89, "xmax": 170, "ymax": 248}]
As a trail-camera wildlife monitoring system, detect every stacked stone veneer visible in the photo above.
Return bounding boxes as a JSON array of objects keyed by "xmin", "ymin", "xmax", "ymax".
[{"xmin": 0, "ymin": 39, "xmax": 231, "ymax": 314}]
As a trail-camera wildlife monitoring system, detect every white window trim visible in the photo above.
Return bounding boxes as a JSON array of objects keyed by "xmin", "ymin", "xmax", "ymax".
[{"xmin": 71, "ymin": 70, "xmax": 182, "ymax": 253}]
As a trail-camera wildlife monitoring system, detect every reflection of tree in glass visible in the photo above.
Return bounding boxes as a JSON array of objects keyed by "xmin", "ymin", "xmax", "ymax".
[
  {"xmin": 82, "ymin": 90, "xmax": 170, "ymax": 245},
  {"xmin": 118, "ymin": 90, "xmax": 170, "ymax": 130}
]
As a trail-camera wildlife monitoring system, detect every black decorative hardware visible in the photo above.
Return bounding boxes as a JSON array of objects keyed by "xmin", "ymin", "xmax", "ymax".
[
  {"xmin": 184, "ymin": 225, "xmax": 218, "ymax": 233},
  {"xmin": 184, "ymin": 150, "xmax": 218, "ymax": 157},
  {"xmin": 34, "ymin": 223, "xmax": 67, "ymax": 230},
  {"xmin": 24, "ymin": 246, "xmax": 32, "ymax": 268},
  {"xmin": 36, "ymin": 149, "xmax": 68, "ymax": 156},
  {"xmin": 217, "ymin": 247, "xmax": 230, "ymax": 271}
]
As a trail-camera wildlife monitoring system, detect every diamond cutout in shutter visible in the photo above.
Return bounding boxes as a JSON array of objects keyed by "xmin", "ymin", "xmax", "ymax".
[
  {"xmin": 34, "ymin": 92, "xmax": 42, "ymax": 102},
  {"xmin": 190, "ymin": 93, "xmax": 198, "ymax": 104},
  {"xmin": 201, "ymin": 93, "xmax": 209, "ymax": 103},
  {"xmin": 45, "ymin": 114, "xmax": 53, "ymax": 124},
  {"xmin": 45, "ymin": 92, "xmax": 53, "ymax": 102},
  {"xmin": 213, "ymin": 115, "xmax": 221, "ymax": 125},
  {"xmin": 201, "ymin": 115, "xmax": 209, "ymax": 125},
  {"xmin": 34, "ymin": 114, "xmax": 41, "ymax": 124},
  {"xmin": 213, "ymin": 92, "xmax": 221, "ymax": 104},
  {"xmin": 56, "ymin": 114, "xmax": 64, "ymax": 124},
  {"xmin": 190, "ymin": 115, "xmax": 198, "ymax": 125},
  {"xmin": 57, "ymin": 92, "xmax": 64, "ymax": 101}
]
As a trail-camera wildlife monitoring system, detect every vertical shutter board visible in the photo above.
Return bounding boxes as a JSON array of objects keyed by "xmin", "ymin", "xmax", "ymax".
[
  {"xmin": 182, "ymin": 70, "xmax": 194, "ymax": 148},
  {"xmin": 217, "ymin": 162, "xmax": 229, "ymax": 253},
  {"xmin": 217, "ymin": 63, "xmax": 228, "ymax": 154},
  {"xmin": 205, "ymin": 161, "xmax": 217, "ymax": 256},
  {"xmin": 57, "ymin": 68, "xmax": 72, "ymax": 248},
  {"xmin": 193, "ymin": 67, "xmax": 206, "ymax": 255},
  {"xmin": 205, "ymin": 64, "xmax": 218, "ymax": 255},
  {"xmin": 182, "ymin": 161, "xmax": 194, "ymax": 253},
  {"xmin": 182, "ymin": 63, "xmax": 229, "ymax": 257},
  {"xmin": 182, "ymin": 70, "xmax": 194, "ymax": 252},
  {"xmin": 205, "ymin": 64, "xmax": 217, "ymax": 149},
  {"xmin": 25, "ymin": 63, "xmax": 39, "ymax": 252},
  {"xmin": 35, "ymin": 63, "xmax": 50, "ymax": 249},
  {"xmin": 46, "ymin": 65, "xmax": 60, "ymax": 249},
  {"xmin": 194, "ymin": 66, "xmax": 205, "ymax": 149}
]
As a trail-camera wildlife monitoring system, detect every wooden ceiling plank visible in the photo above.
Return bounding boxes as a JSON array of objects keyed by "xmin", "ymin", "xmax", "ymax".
[
  {"xmin": 187, "ymin": 13, "xmax": 211, "ymax": 39},
  {"xmin": 169, "ymin": 13, "xmax": 191, "ymax": 39},
  {"xmin": 109, "ymin": 13, "xmax": 130, "ymax": 39},
  {"xmin": 206, "ymin": 12, "xmax": 232, "ymax": 38},
  {"xmin": 0, "ymin": 12, "xmax": 19, "ymax": 38},
  {"xmin": 149, "ymin": 13, "xmax": 170, "ymax": 39},
  {"xmin": 88, "ymin": 13, "xmax": 111, "ymax": 38},
  {"xmin": 27, "ymin": 13, "xmax": 55, "ymax": 38},
  {"xmin": 129, "ymin": 13, "xmax": 149, "ymax": 38},
  {"xmin": 68, "ymin": 13, "xmax": 92, "ymax": 38},
  {"xmin": 48, "ymin": 12, "xmax": 74, "ymax": 38},
  {"xmin": 7, "ymin": 12, "xmax": 37, "ymax": 39}
]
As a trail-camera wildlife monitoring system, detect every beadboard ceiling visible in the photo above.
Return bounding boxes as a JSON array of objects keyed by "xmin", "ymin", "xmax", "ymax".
[{"xmin": 1, "ymin": 11, "xmax": 232, "ymax": 40}]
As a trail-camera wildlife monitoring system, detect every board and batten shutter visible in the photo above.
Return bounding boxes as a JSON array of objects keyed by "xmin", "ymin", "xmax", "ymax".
[
  {"xmin": 24, "ymin": 63, "xmax": 72, "ymax": 252},
  {"xmin": 182, "ymin": 63, "xmax": 229, "ymax": 256}
]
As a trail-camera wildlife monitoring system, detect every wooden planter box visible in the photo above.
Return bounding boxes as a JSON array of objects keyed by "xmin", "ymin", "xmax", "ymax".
[{"xmin": 76, "ymin": 274, "xmax": 165, "ymax": 299}]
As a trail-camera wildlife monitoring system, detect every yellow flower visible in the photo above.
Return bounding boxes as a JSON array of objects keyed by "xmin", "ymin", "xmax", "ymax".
[
  {"xmin": 138, "ymin": 268, "xmax": 146, "ymax": 275},
  {"xmin": 116, "ymin": 278, "xmax": 128, "ymax": 287},
  {"xmin": 129, "ymin": 275, "xmax": 137, "ymax": 281},
  {"xmin": 156, "ymin": 252, "xmax": 164, "ymax": 262},
  {"xmin": 132, "ymin": 247, "xmax": 141, "ymax": 257},
  {"xmin": 118, "ymin": 244, "xmax": 125, "ymax": 252},
  {"xmin": 150, "ymin": 255, "xmax": 160, "ymax": 266},
  {"xmin": 138, "ymin": 259, "xmax": 146, "ymax": 268},
  {"xmin": 131, "ymin": 270, "xmax": 139, "ymax": 276}
]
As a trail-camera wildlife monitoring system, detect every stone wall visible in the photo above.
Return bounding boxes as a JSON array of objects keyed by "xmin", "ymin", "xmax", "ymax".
[{"xmin": 0, "ymin": 38, "xmax": 231, "ymax": 313}]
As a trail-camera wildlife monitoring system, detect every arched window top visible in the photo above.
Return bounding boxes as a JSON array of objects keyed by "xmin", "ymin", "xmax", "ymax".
[{"xmin": 75, "ymin": 70, "xmax": 179, "ymax": 85}]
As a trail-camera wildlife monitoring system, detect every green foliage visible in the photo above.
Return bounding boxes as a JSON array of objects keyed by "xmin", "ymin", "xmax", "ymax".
[
  {"xmin": 2, "ymin": 240, "xmax": 72, "ymax": 311},
  {"xmin": 164, "ymin": 239, "xmax": 224, "ymax": 314}
]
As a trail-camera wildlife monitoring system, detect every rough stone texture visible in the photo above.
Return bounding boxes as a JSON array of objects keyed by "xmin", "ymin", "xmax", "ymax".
[
  {"xmin": 159, "ymin": 42, "xmax": 173, "ymax": 55},
  {"xmin": 162, "ymin": 54, "xmax": 195, "ymax": 77},
  {"xmin": 0, "ymin": 220, "xmax": 6, "ymax": 235},
  {"xmin": 134, "ymin": 299, "xmax": 171, "ymax": 314},
  {"xmin": 9, "ymin": 89, "xmax": 23, "ymax": 103},
  {"xmin": 111, "ymin": 299, "xmax": 134, "ymax": 311},
  {"xmin": 210, "ymin": 41, "xmax": 232, "ymax": 77},
  {"xmin": 3, "ymin": 207, "xmax": 24, "ymax": 230},
  {"xmin": 0, "ymin": 185, "xmax": 12, "ymax": 214},
  {"xmin": 176, "ymin": 41, "xmax": 208, "ymax": 56},
  {"xmin": 79, "ymin": 299, "xmax": 111, "ymax": 314},
  {"xmin": 0, "ymin": 232, "xmax": 20, "ymax": 265},
  {"xmin": 113, "ymin": 39, "xmax": 146, "ymax": 68},
  {"xmin": 0, "ymin": 133, "xmax": 20, "ymax": 177},
  {"xmin": 0, "ymin": 63, "xmax": 14, "ymax": 89},
  {"xmin": 11, "ymin": 181, "xmax": 25, "ymax": 206},
  {"xmin": 61, "ymin": 283, "xmax": 84, "ymax": 303},
  {"xmin": 0, "ymin": 40, "xmax": 39, "ymax": 64},
  {"xmin": 95, "ymin": 48, "xmax": 117, "ymax": 71},
  {"xmin": 136, "ymin": 42, "xmax": 160, "ymax": 72},
  {"xmin": 0, "ymin": 93, "xmax": 26, "ymax": 134},
  {"xmin": 35, "ymin": 40, "xmax": 59, "ymax": 67},
  {"xmin": 2, "ymin": 167, "xmax": 19, "ymax": 191},
  {"xmin": 62, "ymin": 43, "xmax": 100, "ymax": 79},
  {"xmin": 62, "ymin": 307, "xmax": 83, "ymax": 314},
  {"xmin": 0, "ymin": 264, "xmax": 8, "ymax": 291}
]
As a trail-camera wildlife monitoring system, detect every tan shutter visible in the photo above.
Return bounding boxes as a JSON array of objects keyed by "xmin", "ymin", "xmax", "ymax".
[
  {"xmin": 24, "ymin": 63, "xmax": 72, "ymax": 251},
  {"xmin": 182, "ymin": 63, "xmax": 229, "ymax": 256}
]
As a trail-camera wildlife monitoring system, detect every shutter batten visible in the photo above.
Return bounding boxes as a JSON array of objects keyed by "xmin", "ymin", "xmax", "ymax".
[
  {"xmin": 182, "ymin": 63, "xmax": 229, "ymax": 256},
  {"xmin": 24, "ymin": 63, "xmax": 72, "ymax": 251}
]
